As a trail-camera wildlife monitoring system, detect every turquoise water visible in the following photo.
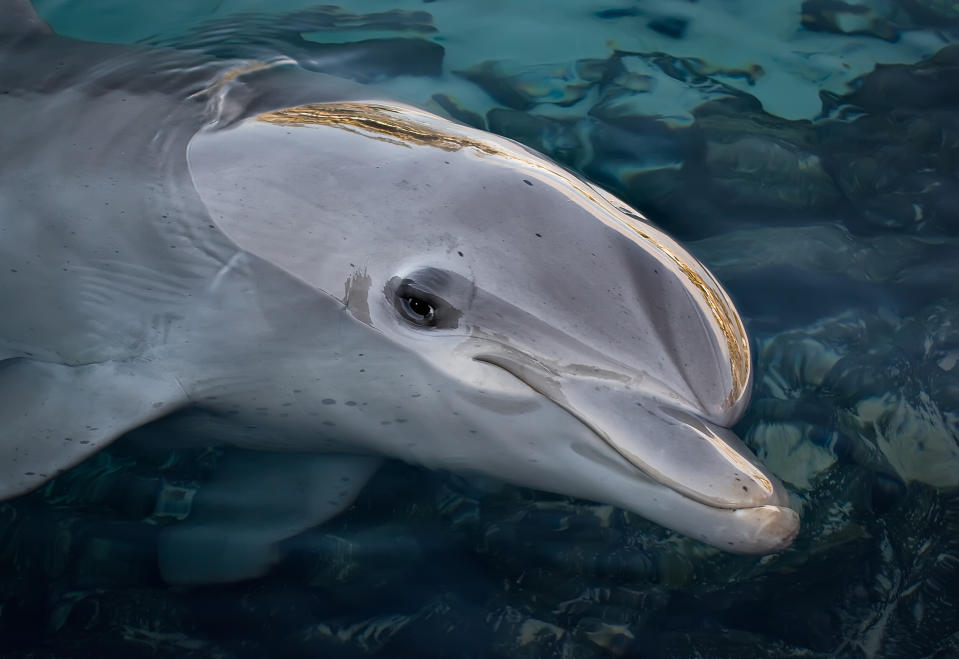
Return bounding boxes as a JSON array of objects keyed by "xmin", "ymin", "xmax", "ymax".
[{"xmin": 3, "ymin": 1, "xmax": 959, "ymax": 656}]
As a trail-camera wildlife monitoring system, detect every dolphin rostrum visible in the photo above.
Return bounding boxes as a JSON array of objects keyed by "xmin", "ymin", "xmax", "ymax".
[{"xmin": 0, "ymin": 0, "xmax": 799, "ymax": 583}]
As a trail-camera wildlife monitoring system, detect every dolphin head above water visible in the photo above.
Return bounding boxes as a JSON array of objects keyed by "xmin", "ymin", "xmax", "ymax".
[
  {"xmin": 0, "ymin": 2, "xmax": 797, "ymax": 580},
  {"xmin": 186, "ymin": 100, "xmax": 799, "ymax": 554}
]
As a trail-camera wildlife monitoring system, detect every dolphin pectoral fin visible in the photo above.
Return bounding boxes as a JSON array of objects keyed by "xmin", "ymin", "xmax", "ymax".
[
  {"xmin": 158, "ymin": 451, "xmax": 381, "ymax": 585},
  {"xmin": 0, "ymin": 358, "xmax": 188, "ymax": 500}
]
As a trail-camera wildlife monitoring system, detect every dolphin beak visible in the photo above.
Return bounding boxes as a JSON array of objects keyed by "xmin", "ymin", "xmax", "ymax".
[
  {"xmin": 580, "ymin": 393, "xmax": 800, "ymax": 554},
  {"xmin": 559, "ymin": 379, "xmax": 791, "ymax": 508},
  {"xmin": 474, "ymin": 350, "xmax": 799, "ymax": 553},
  {"xmin": 605, "ymin": 402, "xmax": 789, "ymax": 509}
]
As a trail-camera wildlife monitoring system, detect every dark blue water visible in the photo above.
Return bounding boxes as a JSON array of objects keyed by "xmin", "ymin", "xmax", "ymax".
[{"xmin": 3, "ymin": 1, "xmax": 959, "ymax": 656}]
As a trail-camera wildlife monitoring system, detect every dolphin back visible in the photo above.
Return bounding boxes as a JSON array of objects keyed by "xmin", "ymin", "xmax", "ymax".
[{"xmin": 0, "ymin": 0, "xmax": 52, "ymax": 37}]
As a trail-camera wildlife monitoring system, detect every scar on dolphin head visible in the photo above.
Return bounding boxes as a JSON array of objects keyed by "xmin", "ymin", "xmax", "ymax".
[{"xmin": 344, "ymin": 268, "xmax": 373, "ymax": 325}]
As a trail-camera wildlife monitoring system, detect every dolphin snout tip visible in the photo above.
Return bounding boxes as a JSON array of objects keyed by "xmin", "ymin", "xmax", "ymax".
[{"xmin": 732, "ymin": 505, "xmax": 800, "ymax": 554}]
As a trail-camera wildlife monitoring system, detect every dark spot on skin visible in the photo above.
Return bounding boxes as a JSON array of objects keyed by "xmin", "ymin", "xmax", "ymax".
[
  {"xmin": 79, "ymin": 440, "xmax": 90, "ymax": 445},
  {"xmin": 24, "ymin": 472, "xmax": 35, "ymax": 476},
  {"xmin": 535, "ymin": 233, "xmax": 542, "ymax": 238},
  {"xmin": 457, "ymin": 251, "xmax": 464, "ymax": 257},
  {"xmin": 523, "ymin": 179, "xmax": 533, "ymax": 186},
  {"xmin": 359, "ymin": 369, "xmax": 366, "ymax": 373},
  {"xmin": 282, "ymin": 402, "xmax": 292, "ymax": 407},
  {"xmin": 742, "ymin": 486, "xmax": 749, "ymax": 492},
  {"xmin": 411, "ymin": 393, "xmax": 421, "ymax": 398},
  {"xmin": 64, "ymin": 438, "xmax": 72, "ymax": 442},
  {"xmin": 345, "ymin": 401, "xmax": 357, "ymax": 407},
  {"xmin": 322, "ymin": 399, "xmax": 336, "ymax": 405}
]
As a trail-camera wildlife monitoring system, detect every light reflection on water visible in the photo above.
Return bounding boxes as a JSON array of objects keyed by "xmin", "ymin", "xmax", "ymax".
[{"xmin": 3, "ymin": 1, "xmax": 959, "ymax": 657}]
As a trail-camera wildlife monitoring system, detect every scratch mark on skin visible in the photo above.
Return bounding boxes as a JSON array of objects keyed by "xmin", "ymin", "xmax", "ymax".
[{"xmin": 207, "ymin": 251, "xmax": 248, "ymax": 293}]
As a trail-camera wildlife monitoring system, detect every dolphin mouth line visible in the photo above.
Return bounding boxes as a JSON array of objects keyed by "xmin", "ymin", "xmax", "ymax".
[{"xmin": 472, "ymin": 352, "xmax": 770, "ymax": 513}]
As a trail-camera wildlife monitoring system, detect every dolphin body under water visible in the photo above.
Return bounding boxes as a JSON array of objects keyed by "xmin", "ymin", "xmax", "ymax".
[{"xmin": 0, "ymin": 1, "xmax": 799, "ymax": 583}]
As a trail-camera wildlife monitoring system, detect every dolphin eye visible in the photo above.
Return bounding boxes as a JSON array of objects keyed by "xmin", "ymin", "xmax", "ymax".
[
  {"xmin": 400, "ymin": 295, "xmax": 436, "ymax": 326},
  {"xmin": 387, "ymin": 272, "xmax": 464, "ymax": 330}
]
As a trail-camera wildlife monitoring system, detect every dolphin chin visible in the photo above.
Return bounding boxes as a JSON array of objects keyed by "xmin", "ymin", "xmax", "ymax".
[
  {"xmin": 473, "ymin": 348, "xmax": 790, "ymax": 512},
  {"xmin": 568, "ymin": 438, "xmax": 799, "ymax": 554},
  {"xmin": 472, "ymin": 348, "xmax": 799, "ymax": 552}
]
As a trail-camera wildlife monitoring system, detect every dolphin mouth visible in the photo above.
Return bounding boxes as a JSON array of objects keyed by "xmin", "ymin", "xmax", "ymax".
[
  {"xmin": 473, "ymin": 351, "xmax": 799, "ymax": 554},
  {"xmin": 567, "ymin": 435, "xmax": 799, "ymax": 554},
  {"xmin": 472, "ymin": 351, "xmax": 791, "ymax": 512}
]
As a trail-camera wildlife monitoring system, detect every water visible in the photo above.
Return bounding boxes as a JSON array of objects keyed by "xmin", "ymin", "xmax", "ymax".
[{"xmin": 2, "ymin": 1, "xmax": 959, "ymax": 656}]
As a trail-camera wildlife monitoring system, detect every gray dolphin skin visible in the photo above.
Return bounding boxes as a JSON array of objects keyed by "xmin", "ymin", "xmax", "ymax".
[{"xmin": 0, "ymin": 0, "xmax": 799, "ymax": 583}]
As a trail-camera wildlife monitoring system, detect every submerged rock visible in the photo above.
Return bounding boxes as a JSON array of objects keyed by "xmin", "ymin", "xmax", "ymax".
[
  {"xmin": 454, "ymin": 59, "xmax": 605, "ymax": 111},
  {"xmin": 747, "ymin": 303, "xmax": 959, "ymax": 492},
  {"xmin": 801, "ymin": 0, "xmax": 903, "ymax": 42}
]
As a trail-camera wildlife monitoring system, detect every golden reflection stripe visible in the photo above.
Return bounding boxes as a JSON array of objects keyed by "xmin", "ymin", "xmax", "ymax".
[
  {"xmin": 258, "ymin": 104, "xmax": 504, "ymax": 154},
  {"xmin": 256, "ymin": 103, "xmax": 749, "ymax": 407}
]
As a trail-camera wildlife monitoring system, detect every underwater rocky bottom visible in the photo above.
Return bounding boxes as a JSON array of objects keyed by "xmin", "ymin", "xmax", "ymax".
[{"xmin": 0, "ymin": 448, "xmax": 958, "ymax": 658}]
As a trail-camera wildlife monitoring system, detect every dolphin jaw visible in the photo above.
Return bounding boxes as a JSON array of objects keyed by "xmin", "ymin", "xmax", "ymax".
[
  {"xmin": 471, "ymin": 348, "xmax": 792, "ymax": 511},
  {"xmin": 570, "ymin": 401, "xmax": 792, "ymax": 512}
]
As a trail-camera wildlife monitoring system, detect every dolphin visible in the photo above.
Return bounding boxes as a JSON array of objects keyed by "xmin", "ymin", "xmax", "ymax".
[{"xmin": 0, "ymin": 0, "xmax": 799, "ymax": 583}]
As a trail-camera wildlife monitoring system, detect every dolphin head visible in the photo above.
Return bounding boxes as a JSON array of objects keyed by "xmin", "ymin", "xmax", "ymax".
[{"xmin": 186, "ymin": 98, "xmax": 799, "ymax": 554}]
